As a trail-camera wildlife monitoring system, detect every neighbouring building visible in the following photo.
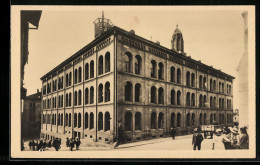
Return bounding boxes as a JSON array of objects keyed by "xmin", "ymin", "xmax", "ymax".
[
  {"xmin": 40, "ymin": 13, "xmax": 234, "ymax": 145},
  {"xmin": 22, "ymin": 90, "xmax": 42, "ymax": 140}
]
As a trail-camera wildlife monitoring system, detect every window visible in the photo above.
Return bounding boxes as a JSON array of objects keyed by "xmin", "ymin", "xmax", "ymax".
[
  {"xmin": 204, "ymin": 113, "xmax": 207, "ymax": 125},
  {"xmin": 135, "ymin": 83, "xmax": 141, "ymax": 102},
  {"xmin": 191, "ymin": 93, "xmax": 195, "ymax": 107},
  {"xmin": 210, "ymin": 114, "xmax": 213, "ymax": 124},
  {"xmin": 98, "ymin": 112, "xmax": 103, "ymax": 131},
  {"xmin": 135, "ymin": 112, "xmax": 141, "ymax": 130},
  {"xmin": 125, "ymin": 112, "xmax": 132, "ymax": 131},
  {"xmin": 85, "ymin": 88, "xmax": 89, "ymax": 104},
  {"xmin": 203, "ymin": 95, "xmax": 207, "ymax": 107},
  {"xmin": 85, "ymin": 63, "xmax": 89, "ymax": 80},
  {"xmin": 78, "ymin": 113, "xmax": 81, "ymax": 128},
  {"xmin": 78, "ymin": 90, "xmax": 82, "ymax": 105},
  {"xmin": 90, "ymin": 87, "xmax": 94, "ymax": 104},
  {"xmin": 177, "ymin": 68, "xmax": 181, "ymax": 84},
  {"xmin": 98, "ymin": 55, "xmax": 103, "ymax": 75},
  {"xmin": 213, "ymin": 80, "xmax": 216, "ymax": 91},
  {"xmin": 125, "ymin": 52, "xmax": 132, "ymax": 73},
  {"xmin": 69, "ymin": 113, "xmax": 71, "ymax": 127},
  {"xmin": 61, "ymin": 113, "xmax": 63, "ymax": 126},
  {"xmin": 210, "ymin": 96, "xmax": 213, "ymax": 108},
  {"xmin": 74, "ymin": 91, "xmax": 78, "ymax": 106},
  {"xmin": 90, "ymin": 113, "xmax": 94, "ymax": 129},
  {"xmin": 66, "ymin": 74, "xmax": 68, "ymax": 87},
  {"xmin": 170, "ymin": 66, "xmax": 175, "ymax": 82},
  {"xmin": 186, "ymin": 71, "xmax": 190, "ymax": 86},
  {"xmin": 219, "ymin": 82, "xmax": 222, "ymax": 92},
  {"xmin": 158, "ymin": 62, "xmax": 164, "ymax": 80},
  {"xmin": 105, "ymin": 112, "xmax": 110, "ymax": 131},
  {"xmin": 219, "ymin": 98, "xmax": 222, "ymax": 109},
  {"xmin": 214, "ymin": 97, "xmax": 216, "ymax": 108},
  {"xmin": 58, "ymin": 114, "xmax": 60, "ymax": 125},
  {"xmin": 74, "ymin": 113, "xmax": 77, "ymax": 128},
  {"xmin": 151, "ymin": 86, "xmax": 157, "ymax": 103},
  {"xmin": 186, "ymin": 92, "xmax": 190, "ymax": 106},
  {"xmin": 151, "ymin": 112, "xmax": 156, "ymax": 129},
  {"xmin": 158, "ymin": 112, "xmax": 164, "ymax": 129},
  {"xmin": 58, "ymin": 96, "xmax": 60, "ymax": 108},
  {"xmin": 177, "ymin": 113, "xmax": 181, "ymax": 127},
  {"xmin": 98, "ymin": 84, "xmax": 103, "ymax": 103},
  {"xmin": 66, "ymin": 94, "xmax": 68, "ymax": 107},
  {"xmin": 125, "ymin": 82, "xmax": 133, "ymax": 102},
  {"xmin": 210, "ymin": 79, "xmax": 213, "ymax": 91},
  {"xmin": 158, "ymin": 87, "xmax": 164, "ymax": 104},
  {"xmin": 105, "ymin": 52, "xmax": 110, "ymax": 73},
  {"xmin": 192, "ymin": 113, "xmax": 195, "ymax": 126},
  {"xmin": 191, "ymin": 73, "xmax": 195, "ymax": 87},
  {"xmin": 85, "ymin": 113, "xmax": 88, "ymax": 129},
  {"xmin": 186, "ymin": 113, "xmax": 190, "ymax": 127},
  {"xmin": 222, "ymin": 98, "xmax": 225, "ymax": 109},
  {"xmin": 78, "ymin": 67, "xmax": 82, "ymax": 83},
  {"xmin": 171, "ymin": 113, "xmax": 175, "ymax": 128},
  {"xmin": 199, "ymin": 113, "xmax": 203, "ymax": 125},
  {"xmin": 222, "ymin": 83, "xmax": 224, "ymax": 93},
  {"xmin": 151, "ymin": 60, "xmax": 157, "ymax": 78},
  {"xmin": 90, "ymin": 60, "xmax": 94, "ymax": 78},
  {"xmin": 74, "ymin": 69, "xmax": 78, "ymax": 84},
  {"xmin": 177, "ymin": 90, "xmax": 181, "ymax": 105},
  {"xmin": 135, "ymin": 55, "xmax": 141, "ymax": 75},
  {"xmin": 65, "ymin": 113, "xmax": 68, "ymax": 126},
  {"xmin": 69, "ymin": 93, "xmax": 71, "ymax": 106},
  {"xmin": 199, "ymin": 76, "xmax": 203, "ymax": 89},
  {"xmin": 69, "ymin": 72, "xmax": 72, "ymax": 86},
  {"xmin": 171, "ymin": 89, "xmax": 175, "ymax": 105},
  {"xmin": 105, "ymin": 82, "xmax": 110, "ymax": 102},
  {"xmin": 203, "ymin": 77, "xmax": 206, "ymax": 89}
]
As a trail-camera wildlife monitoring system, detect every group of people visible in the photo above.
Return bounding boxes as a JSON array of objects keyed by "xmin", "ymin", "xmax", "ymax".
[
  {"xmin": 28, "ymin": 138, "xmax": 62, "ymax": 151},
  {"xmin": 192, "ymin": 125, "xmax": 249, "ymax": 150},
  {"xmin": 66, "ymin": 137, "xmax": 81, "ymax": 151}
]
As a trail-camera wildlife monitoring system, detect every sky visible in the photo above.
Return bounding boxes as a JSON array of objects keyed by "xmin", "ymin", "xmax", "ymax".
[{"xmin": 24, "ymin": 8, "xmax": 245, "ymax": 109}]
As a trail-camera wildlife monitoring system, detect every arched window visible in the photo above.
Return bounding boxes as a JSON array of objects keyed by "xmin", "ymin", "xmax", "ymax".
[
  {"xmin": 55, "ymin": 114, "xmax": 56, "ymax": 125},
  {"xmin": 135, "ymin": 83, "xmax": 141, "ymax": 102},
  {"xmin": 90, "ymin": 60, "xmax": 94, "ymax": 78},
  {"xmin": 69, "ymin": 93, "xmax": 72, "ymax": 106},
  {"xmin": 214, "ymin": 97, "xmax": 216, "ymax": 108},
  {"xmin": 186, "ymin": 71, "xmax": 190, "ymax": 86},
  {"xmin": 203, "ymin": 95, "xmax": 207, "ymax": 107},
  {"xmin": 74, "ymin": 69, "xmax": 78, "ymax": 84},
  {"xmin": 74, "ymin": 91, "xmax": 77, "ymax": 106},
  {"xmin": 219, "ymin": 114, "xmax": 222, "ymax": 124},
  {"xmin": 222, "ymin": 83, "xmax": 224, "ymax": 93},
  {"xmin": 214, "ymin": 114, "xmax": 216, "ymax": 122},
  {"xmin": 229, "ymin": 85, "xmax": 232, "ymax": 95},
  {"xmin": 125, "ymin": 82, "xmax": 133, "ymax": 102},
  {"xmin": 78, "ymin": 90, "xmax": 82, "ymax": 105},
  {"xmin": 85, "ymin": 63, "xmax": 89, "ymax": 80},
  {"xmin": 203, "ymin": 77, "xmax": 207, "ymax": 89},
  {"xmin": 98, "ymin": 55, "xmax": 103, "ymax": 75},
  {"xmin": 74, "ymin": 113, "xmax": 77, "ymax": 128},
  {"xmin": 158, "ymin": 62, "xmax": 164, "ymax": 80},
  {"xmin": 210, "ymin": 114, "xmax": 213, "ymax": 124},
  {"xmin": 222, "ymin": 114, "xmax": 225, "ymax": 124},
  {"xmin": 186, "ymin": 113, "xmax": 190, "ymax": 127},
  {"xmin": 61, "ymin": 76, "xmax": 63, "ymax": 89},
  {"xmin": 69, "ymin": 72, "xmax": 72, "ymax": 86},
  {"xmin": 177, "ymin": 90, "xmax": 181, "ymax": 105},
  {"xmin": 135, "ymin": 112, "xmax": 142, "ymax": 130},
  {"xmin": 90, "ymin": 86, "xmax": 94, "ymax": 104},
  {"xmin": 219, "ymin": 82, "xmax": 222, "ymax": 93},
  {"xmin": 199, "ymin": 75, "xmax": 203, "ymax": 89},
  {"xmin": 210, "ymin": 96, "xmax": 213, "ymax": 108},
  {"xmin": 65, "ymin": 113, "xmax": 68, "ymax": 126},
  {"xmin": 222, "ymin": 98, "xmax": 225, "ymax": 109},
  {"xmin": 66, "ymin": 74, "xmax": 68, "ymax": 87},
  {"xmin": 98, "ymin": 112, "xmax": 103, "ymax": 131},
  {"xmin": 191, "ymin": 73, "xmax": 195, "ymax": 87},
  {"xmin": 151, "ymin": 86, "xmax": 157, "ymax": 103},
  {"xmin": 186, "ymin": 92, "xmax": 190, "ymax": 106},
  {"xmin": 85, "ymin": 113, "xmax": 88, "ymax": 129},
  {"xmin": 78, "ymin": 113, "xmax": 81, "ymax": 128},
  {"xmin": 171, "ymin": 89, "xmax": 175, "ymax": 105},
  {"xmin": 58, "ymin": 114, "xmax": 60, "ymax": 125},
  {"xmin": 125, "ymin": 112, "xmax": 132, "ymax": 131},
  {"xmin": 158, "ymin": 112, "xmax": 164, "ymax": 129},
  {"xmin": 85, "ymin": 88, "xmax": 89, "ymax": 104},
  {"xmin": 90, "ymin": 112, "xmax": 94, "ymax": 129},
  {"xmin": 199, "ymin": 94, "xmax": 203, "ymax": 107},
  {"xmin": 61, "ymin": 113, "xmax": 63, "ymax": 126},
  {"xmin": 219, "ymin": 98, "xmax": 222, "ymax": 109},
  {"xmin": 227, "ymin": 84, "xmax": 229, "ymax": 94},
  {"xmin": 98, "ymin": 83, "xmax": 103, "ymax": 103},
  {"xmin": 69, "ymin": 113, "xmax": 71, "ymax": 127},
  {"xmin": 151, "ymin": 60, "xmax": 157, "ymax": 78},
  {"xmin": 171, "ymin": 113, "xmax": 175, "ymax": 128},
  {"xmin": 158, "ymin": 87, "xmax": 164, "ymax": 104},
  {"xmin": 105, "ymin": 52, "xmax": 110, "ymax": 73},
  {"xmin": 151, "ymin": 112, "xmax": 157, "ymax": 129},
  {"xmin": 78, "ymin": 67, "xmax": 82, "ymax": 83},
  {"xmin": 199, "ymin": 113, "xmax": 203, "ymax": 125},
  {"xmin": 177, "ymin": 68, "xmax": 181, "ymax": 84},
  {"xmin": 177, "ymin": 113, "xmax": 181, "ymax": 127},
  {"xmin": 105, "ymin": 112, "xmax": 110, "ymax": 131},
  {"xmin": 135, "ymin": 55, "xmax": 141, "ymax": 75},
  {"xmin": 204, "ymin": 113, "xmax": 207, "ymax": 125},
  {"xmin": 170, "ymin": 66, "xmax": 175, "ymax": 82},
  {"xmin": 105, "ymin": 82, "xmax": 110, "ymax": 102},
  {"xmin": 192, "ymin": 113, "xmax": 195, "ymax": 126},
  {"xmin": 213, "ymin": 80, "xmax": 216, "ymax": 91},
  {"xmin": 210, "ymin": 79, "xmax": 213, "ymax": 91},
  {"xmin": 125, "ymin": 52, "xmax": 132, "ymax": 73},
  {"xmin": 191, "ymin": 93, "xmax": 195, "ymax": 107},
  {"xmin": 58, "ymin": 96, "xmax": 60, "ymax": 108}
]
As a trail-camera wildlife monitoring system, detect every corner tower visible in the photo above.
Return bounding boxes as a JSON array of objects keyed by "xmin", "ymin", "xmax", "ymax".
[
  {"xmin": 93, "ymin": 11, "xmax": 113, "ymax": 38},
  {"xmin": 171, "ymin": 24, "xmax": 184, "ymax": 53}
]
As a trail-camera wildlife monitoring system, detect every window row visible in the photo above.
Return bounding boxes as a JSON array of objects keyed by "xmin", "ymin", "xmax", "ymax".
[{"xmin": 125, "ymin": 52, "xmax": 142, "ymax": 75}]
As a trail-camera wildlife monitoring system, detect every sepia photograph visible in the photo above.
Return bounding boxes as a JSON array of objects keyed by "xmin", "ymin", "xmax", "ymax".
[{"xmin": 11, "ymin": 5, "xmax": 256, "ymax": 159}]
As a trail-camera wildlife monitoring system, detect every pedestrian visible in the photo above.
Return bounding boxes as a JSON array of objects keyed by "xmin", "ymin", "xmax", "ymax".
[
  {"xmin": 170, "ymin": 127, "xmax": 176, "ymax": 140},
  {"xmin": 29, "ymin": 140, "xmax": 32, "ymax": 150},
  {"xmin": 48, "ymin": 140, "xmax": 52, "ymax": 148},
  {"xmin": 39, "ymin": 139, "xmax": 44, "ymax": 149},
  {"xmin": 32, "ymin": 140, "xmax": 35, "ymax": 151},
  {"xmin": 76, "ymin": 138, "xmax": 81, "ymax": 150},
  {"xmin": 66, "ymin": 137, "xmax": 70, "ymax": 147},
  {"xmin": 222, "ymin": 127, "xmax": 232, "ymax": 149},
  {"xmin": 212, "ymin": 129, "xmax": 225, "ymax": 150},
  {"xmin": 36, "ymin": 141, "xmax": 40, "ymax": 151},
  {"xmin": 43, "ymin": 140, "xmax": 47, "ymax": 148},
  {"xmin": 230, "ymin": 127, "xmax": 239, "ymax": 149},
  {"xmin": 238, "ymin": 127, "xmax": 249, "ymax": 149},
  {"xmin": 54, "ymin": 138, "xmax": 60, "ymax": 151},
  {"xmin": 69, "ymin": 139, "xmax": 75, "ymax": 151},
  {"xmin": 192, "ymin": 128, "xmax": 204, "ymax": 150}
]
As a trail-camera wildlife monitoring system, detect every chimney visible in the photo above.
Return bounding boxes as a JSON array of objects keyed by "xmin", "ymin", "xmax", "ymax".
[{"xmin": 130, "ymin": 30, "xmax": 135, "ymax": 35}]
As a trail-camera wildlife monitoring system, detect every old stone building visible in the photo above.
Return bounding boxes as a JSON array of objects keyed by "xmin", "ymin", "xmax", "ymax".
[{"xmin": 40, "ymin": 13, "xmax": 234, "ymax": 145}]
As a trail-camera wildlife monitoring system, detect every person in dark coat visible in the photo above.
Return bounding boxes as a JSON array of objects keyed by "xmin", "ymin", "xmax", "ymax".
[
  {"xmin": 66, "ymin": 137, "xmax": 70, "ymax": 147},
  {"xmin": 29, "ymin": 141, "xmax": 32, "ymax": 150},
  {"xmin": 238, "ymin": 127, "xmax": 249, "ymax": 149},
  {"xmin": 171, "ymin": 127, "xmax": 176, "ymax": 140},
  {"xmin": 43, "ymin": 140, "xmax": 47, "ymax": 148},
  {"xmin": 192, "ymin": 128, "xmax": 204, "ymax": 150},
  {"xmin": 32, "ymin": 140, "xmax": 35, "ymax": 151},
  {"xmin": 48, "ymin": 140, "xmax": 52, "ymax": 148},
  {"xmin": 53, "ymin": 138, "xmax": 60, "ymax": 151},
  {"xmin": 69, "ymin": 139, "xmax": 75, "ymax": 151},
  {"xmin": 39, "ymin": 139, "xmax": 43, "ymax": 149},
  {"xmin": 75, "ymin": 138, "xmax": 81, "ymax": 150},
  {"xmin": 36, "ymin": 141, "xmax": 40, "ymax": 151}
]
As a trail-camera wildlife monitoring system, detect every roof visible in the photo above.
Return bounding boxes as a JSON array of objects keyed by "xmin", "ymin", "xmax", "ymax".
[
  {"xmin": 26, "ymin": 92, "xmax": 42, "ymax": 100},
  {"xmin": 41, "ymin": 26, "xmax": 235, "ymax": 80}
]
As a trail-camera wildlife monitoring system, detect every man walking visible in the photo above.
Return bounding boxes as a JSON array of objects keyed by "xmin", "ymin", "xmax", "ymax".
[{"xmin": 192, "ymin": 128, "xmax": 204, "ymax": 150}]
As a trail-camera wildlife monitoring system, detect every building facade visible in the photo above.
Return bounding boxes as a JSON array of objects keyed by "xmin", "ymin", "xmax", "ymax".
[{"xmin": 40, "ymin": 15, "xmax": 234, "ymax": 145}]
